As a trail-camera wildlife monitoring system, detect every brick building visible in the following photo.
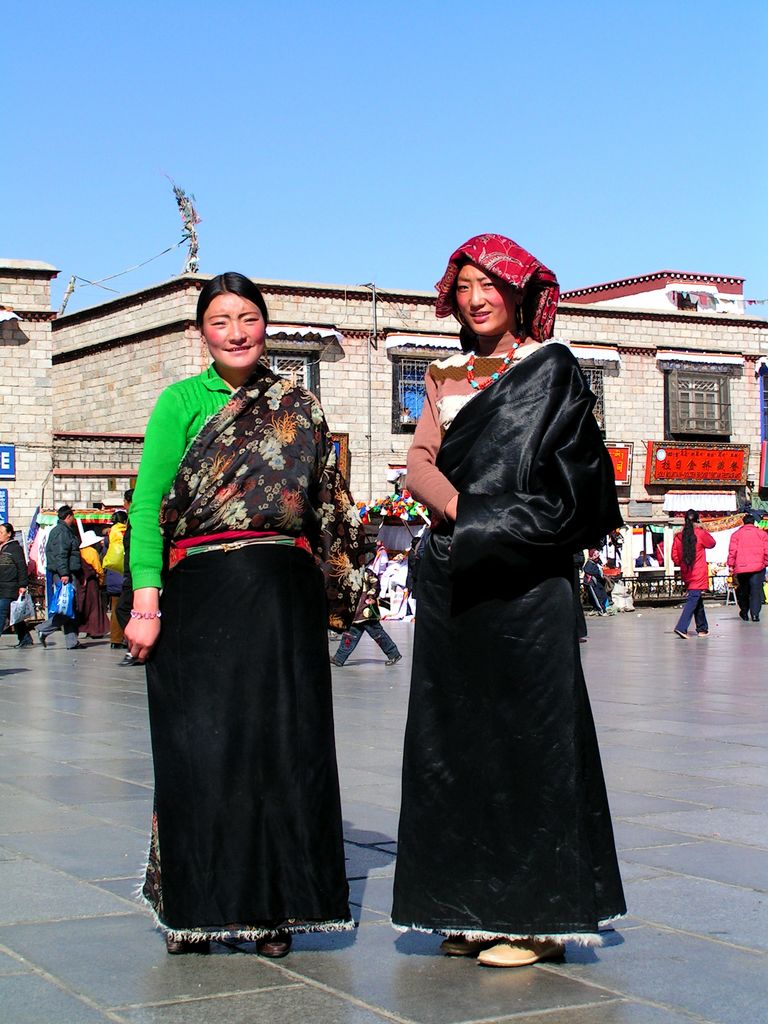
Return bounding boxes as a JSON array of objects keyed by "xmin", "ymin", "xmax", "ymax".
[
  {"xmin": 0, "ymin": 260, "xmax": 58, "ymax": 527},
  {"xmin": 3, "ymin": 261, "xmax": 768, "ymax": 557}
]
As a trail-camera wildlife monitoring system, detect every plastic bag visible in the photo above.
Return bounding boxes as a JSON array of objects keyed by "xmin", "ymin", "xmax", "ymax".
[
  {"xmin": 10, "ymin": 591, "xmax": 35, "ymax": 625},
  {"xmin": 102, "ymin": 538, "xmax": 125, "ymax": 574},
  {"xmin": 52, "ymin": 581, "xmax": 76, "ymax": 619}
]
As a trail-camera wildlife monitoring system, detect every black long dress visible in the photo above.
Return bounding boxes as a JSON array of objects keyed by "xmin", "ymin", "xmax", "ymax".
[{"xmin": 392, "ymin": 344, "xmax": 626, "ymax": 942}]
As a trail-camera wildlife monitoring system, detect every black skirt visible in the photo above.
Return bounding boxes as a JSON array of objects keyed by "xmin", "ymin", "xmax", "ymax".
[
  {"xmin": 141, "ymin": 543, "xmax": 351, "ymax": 940},
  {"xmin": 392, "ymin": 533, "xmax": 626, "ymax": 941}
]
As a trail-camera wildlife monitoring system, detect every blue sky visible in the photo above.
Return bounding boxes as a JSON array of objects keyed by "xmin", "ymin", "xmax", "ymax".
[{"xmin": 3, "ymin": 1, "xmax": 767, "ymax": 313}]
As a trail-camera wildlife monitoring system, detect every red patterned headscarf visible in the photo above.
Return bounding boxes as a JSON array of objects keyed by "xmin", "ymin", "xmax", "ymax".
[{"xmin": 435, "ymin": 233, "xmax": 560, "ymax": 342}]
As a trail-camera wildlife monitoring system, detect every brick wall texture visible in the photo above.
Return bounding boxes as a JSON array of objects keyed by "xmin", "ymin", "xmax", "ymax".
[
  {"xmin": 0, "ymin": 267, "xmax": 56, "ymax": 524},
  {"xmin": 4, "ymin": 266, "xmax": 768, "ymax": 521}
]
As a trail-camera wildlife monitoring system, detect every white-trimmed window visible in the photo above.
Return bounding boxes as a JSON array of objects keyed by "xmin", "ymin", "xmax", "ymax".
[
  {"xmin": 666, "ymin": 369, "xmax": 731, "ymax": 437},
  {"xmin": 581, "ymin": 367, "xmax": 606, "ymax": 434},
  {"xmin": 392, "ymin": 357, "xmax": 430, "ymax": 433},
  {"xmin": 268, "ymin": 353, "xmax": 318, "ymax": 394}
]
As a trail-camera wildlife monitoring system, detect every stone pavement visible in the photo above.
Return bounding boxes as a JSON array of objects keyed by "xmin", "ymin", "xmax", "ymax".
[{"xmin": 0, "ymin": 604, "xmax": 766, "ymax": 1024}]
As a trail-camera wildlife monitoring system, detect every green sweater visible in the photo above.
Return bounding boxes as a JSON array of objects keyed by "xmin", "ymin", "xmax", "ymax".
[{"xmin": 129, "ymin": 366, "xmax": 233, "ymax": 589}]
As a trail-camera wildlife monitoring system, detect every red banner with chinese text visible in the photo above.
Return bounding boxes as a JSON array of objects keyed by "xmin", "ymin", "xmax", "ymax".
[
  {"xmin": 644, "ymin": 441, "xmax": 750, "ymax": 486},
  {"xmin": 606, "ymin": 443, "xmax": 633, "ymax": 485}
]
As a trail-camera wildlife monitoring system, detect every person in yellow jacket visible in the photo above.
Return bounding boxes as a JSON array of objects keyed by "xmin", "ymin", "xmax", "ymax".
[{"xmin": 104, "ymin": 511, "xmax": 128, "ymax": 647}]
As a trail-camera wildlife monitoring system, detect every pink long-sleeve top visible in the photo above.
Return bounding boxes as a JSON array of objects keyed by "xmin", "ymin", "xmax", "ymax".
[{"xmin": 406, "ymin": 347, "xmax": 542, "ymax": 518}]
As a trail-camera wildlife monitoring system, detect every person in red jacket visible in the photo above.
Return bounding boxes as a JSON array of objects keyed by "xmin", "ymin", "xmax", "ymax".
[
  {"xmin": 727, "ymin": 512, "xmax": 768, "ymax": 622},
  {"xmin": 671, "ymin": 509, "xmax": 716, "ymax": 639}
]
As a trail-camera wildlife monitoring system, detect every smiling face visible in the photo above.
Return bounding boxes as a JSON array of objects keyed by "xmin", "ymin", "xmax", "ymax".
[
  {"xmin": 201, "ymin": 292, "xmax": 267, "ymax": 388},
  {"xmin": 454, "ymin": 262, "xmax": 519, "ymax": 341}
]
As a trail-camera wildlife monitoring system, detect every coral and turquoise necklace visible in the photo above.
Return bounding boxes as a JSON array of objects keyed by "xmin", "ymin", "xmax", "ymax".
[{"xmin": 466, "ymin": 341, "xmax": 520, "ymax": 391}]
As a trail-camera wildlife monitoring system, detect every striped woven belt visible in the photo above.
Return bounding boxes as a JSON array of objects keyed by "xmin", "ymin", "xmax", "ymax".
[{"xmin": 169, "ymin": 533, "xmax": 311, "ymax": 569}]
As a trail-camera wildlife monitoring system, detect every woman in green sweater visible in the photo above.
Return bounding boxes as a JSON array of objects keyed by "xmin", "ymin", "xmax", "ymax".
[{"xmin": 126, "ymin": 272, "xmax": 364, "ymax": 956}]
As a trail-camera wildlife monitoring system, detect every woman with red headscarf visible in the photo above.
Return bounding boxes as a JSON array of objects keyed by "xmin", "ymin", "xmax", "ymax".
[{"xmin": 392, "ymin": 234, "xmax": 626, "ymax": 967}]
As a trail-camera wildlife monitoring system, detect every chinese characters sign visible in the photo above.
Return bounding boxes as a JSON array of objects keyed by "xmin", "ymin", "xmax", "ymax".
[
  {"xmin": 606, "ymin": 443, "xmax": 633, "ymax": 485},
  {"xmin": 644, "ymin": 441, "xmax": 750, "ymax": 486}
]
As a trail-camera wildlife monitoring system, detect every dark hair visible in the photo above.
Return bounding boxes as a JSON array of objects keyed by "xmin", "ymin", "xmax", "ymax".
[
  {"xmin": 0, "ymin": 522, "xmax": 14, "ymax": 538},
  {"xmin": 743, "ymin": 512, "xmax": 757, "ymax": 525},
  {"xmin": 111, "ymin": 509, "xmax": 128, "ymax": 525},
  {"xmin": 681, "ymin": 509, "xmax": 700, "ymax": 568},
  {"xmin": 123, "ymin": 488, "xmax": 134, "ymax": 503},
  {"xmin": 196, "ymin": 272, "xmax": 269, "ymax": 328},
  {"xmin": 57, "ymin": 504, "xmax": 74, "ymax": 520}
]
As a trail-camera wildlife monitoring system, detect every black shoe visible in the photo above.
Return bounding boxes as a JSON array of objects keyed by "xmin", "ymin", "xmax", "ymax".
[
  {"xmin": 37, "ymin": 633, "xmax": 48, "ymax": 647},
  {"xmin": 110, "ymin": 642, "xmax": 123, "ymax": 649},
  {"xmin": 165, "ymin": 934, "xmax": 210, "ymax": 955},
  {"xmin": 15, "ymin": 639, "xmax": 33, "ymax": 648},
  {"xmin": 385, "ymin": 653, "xmax": 402, "ymax": 666},
  {"xmin": 69, "ymin": 643, "xmax": 84, "ymax": 650},
  {"xmin": 752, "ymin": 615, "xmax": 760, "ymax": 622},
  {"xmin": 256, "ymin": 932, "xmax": 292, "ymax": 958},
  {"xmin": 739, "ymin": 610, "xmax": 749, "ymax": 621}
]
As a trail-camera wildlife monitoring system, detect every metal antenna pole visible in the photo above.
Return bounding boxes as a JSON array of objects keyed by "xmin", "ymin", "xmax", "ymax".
[{"xmin": 58, "ymin": 276, "xmax": 76, "ymax": 315}]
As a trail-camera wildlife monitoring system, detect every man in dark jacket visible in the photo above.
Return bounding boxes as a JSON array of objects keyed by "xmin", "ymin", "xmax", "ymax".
[{"xmin": 36, "ymin": 505, "xmax": 82, "ymax": 649}]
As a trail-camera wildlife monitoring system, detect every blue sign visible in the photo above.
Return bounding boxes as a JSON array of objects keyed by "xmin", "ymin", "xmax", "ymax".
[
  {"xmin": 0, "ymin": 489, "xmax": 7, "ymax": 521},
  {"xmin": 0, "ymin": 445, "xmax": 15, "ymax": 478}
]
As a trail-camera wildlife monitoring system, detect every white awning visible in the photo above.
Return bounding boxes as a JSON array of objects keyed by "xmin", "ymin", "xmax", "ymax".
[
  {"xmin": 267, "ymin": 324, "xmax": 343, "ymax": 344},
  {"xmin": 0, "ymin": 309, "xmax": 19, "ymax": 323},
  {"xmin": 656, "ymin": 350, "xmax": 744, "ymax": 366},
  {"xmin": 569, "ymin": 344, "xmax": 620, "ymax": 363},
  {"xmin": 662, "ymin": 491, "xmax": 738, "ymax": 512},
  {"xmin": 385, "ymin": 333, "xmax": 461, "ymax": 350},
  {"xmin": 547, "ymin": 339, "xmax": 621, "ymax": 363}
]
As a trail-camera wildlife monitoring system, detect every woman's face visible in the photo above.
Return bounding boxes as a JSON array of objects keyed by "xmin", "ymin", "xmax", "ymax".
[
  {"xmin": 201, "ymin": 292, "xmax": 267, "ymax": 386},
  {"xmin": 0, "ymin": 526, "xmax": 10, "ymax": 544},
  {"xmin": 455, "ymin": 263, "xmax": 518, "ymax": 338}
]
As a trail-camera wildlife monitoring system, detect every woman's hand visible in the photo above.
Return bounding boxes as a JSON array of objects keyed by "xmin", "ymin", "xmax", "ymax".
[
  {"xmin": 444, "ymin": 495, "xmax": 459, "ymax": 522},
  {"xmin": 18, "ymin": 587, "xmax": 26, "ymax": 597},
  {"xmin": 124, "ymin": 587, "xmax": 161, "ymax": 662}
]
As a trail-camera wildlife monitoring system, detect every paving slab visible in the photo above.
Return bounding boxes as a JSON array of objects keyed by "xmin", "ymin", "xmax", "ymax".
[
  {"xmin": 116, "ymin": 981, "xmax": 394, "ymax": 1024},
  {"xmin": 621, "ymin": 837, "xmax": 768, "ymax": 891},
  {"xmin": 0, "ymin": 974, "xmax": 115, "ymax": 1024},
  {"xmin": 0, "ymin": 914, "xmax": 299, "ymax": 1008},
  {"xmin": 556, "ymin": 923, "xmax": 768, "ymax": 1024},
  {"xmin": 0, "ymin": 859, "xmax": 132, "ymax": 924},
  {"xmin": 0, "ymin": 787, "xmax": 107, "ymax": 836},
  {"xmin": 288, "ymin": 922, "xmax": 619, "ymax": 1024},
  {"xmin": 1, "ymin": 824, "xmax": 147, "ymax": 881},
  {"xmin": 473, "ymin": 1003, "xmax": 705, "ymax": 1024},
  {"xmin": 623, "ymin": 807, "xmax": 768, "ymax": 847},
  {"xmin": 625, "ymin": 873, "xmax": 768, "ymax": 950}
]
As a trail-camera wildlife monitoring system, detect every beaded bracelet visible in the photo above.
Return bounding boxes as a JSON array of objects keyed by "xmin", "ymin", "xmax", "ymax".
[{"xmin": 129, "ymin": 609, "xmax": 162, "ymax": 620}]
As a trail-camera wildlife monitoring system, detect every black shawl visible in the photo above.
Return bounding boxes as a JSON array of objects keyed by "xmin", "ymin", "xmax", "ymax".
[{"xmin": 393, "ymin": 344, "xmax": 626, "ymax": 940}]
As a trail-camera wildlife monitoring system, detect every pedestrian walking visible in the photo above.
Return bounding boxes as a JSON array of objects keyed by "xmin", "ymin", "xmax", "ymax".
[
  {"xmin": 392, "ymin": 233, "xmax": 626, "ymax": 967},
  {"xmin": 671, "ymin": 509, "xmax": 715, "ymax": 639},
  {"xmin": 76, "ymin": 531, "xmax": 110, "ymax": 639},
  {"xmin": 103, "ymin": 510, "xmax": 128, "ymax": 648},
  {"xmin": 0, "ymin": 523, "xmax": 34, "ymax": 647},
  {"xmin": 331, "ymin": 564, "xmax": 402, "ymax": 666},
  {"xmin": 727, "ymin": 511, "xmax": 768, "ymax": 622},
  {"xmin": 125, "ymin": 272, "xmax": 364, "ymax": 957},
  {"xmin": 36, "ymin": 505, "xmax": 82, "ymax": 650}
]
